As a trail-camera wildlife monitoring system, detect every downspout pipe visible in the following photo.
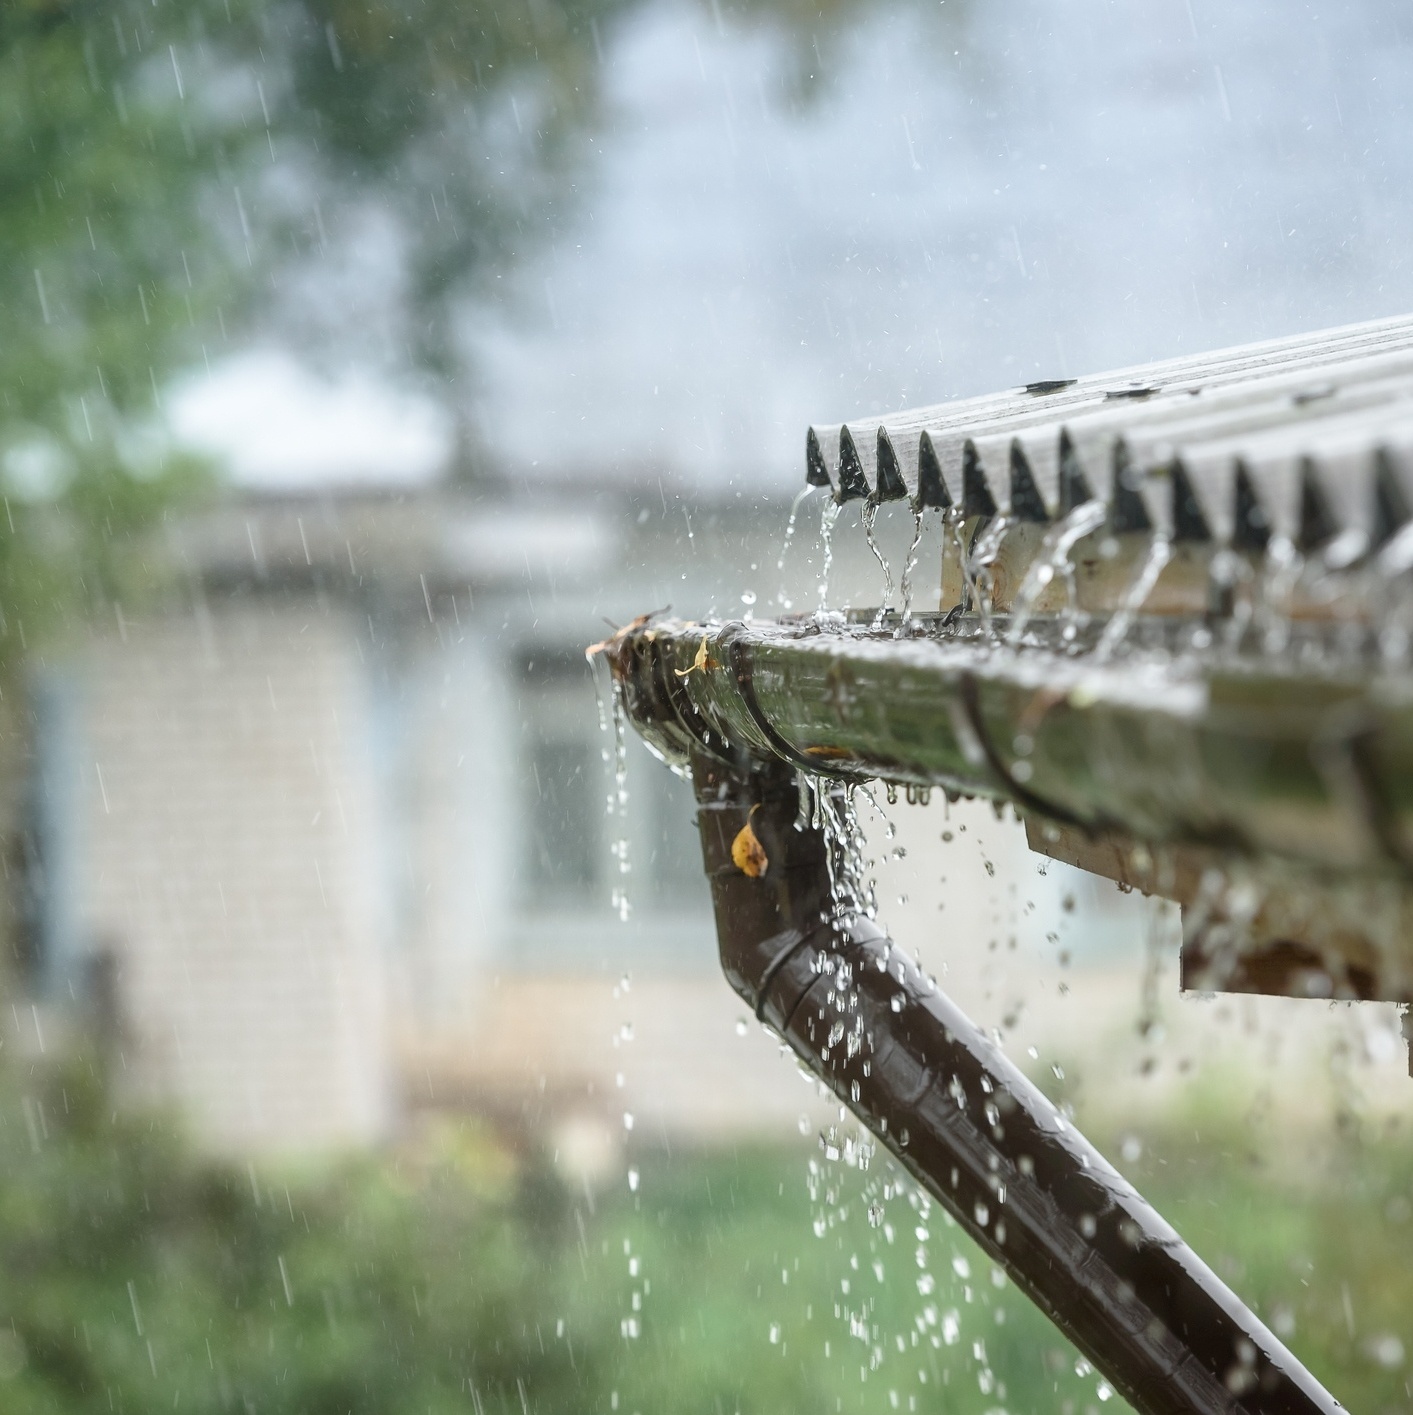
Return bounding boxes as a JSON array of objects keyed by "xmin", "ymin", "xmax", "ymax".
[{"xmin": 688, "ymin": 750, "xmax": 1341, "ymax": 1415}]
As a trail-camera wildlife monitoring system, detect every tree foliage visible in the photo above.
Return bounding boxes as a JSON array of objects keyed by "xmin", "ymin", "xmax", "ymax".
[{"xmin": 0, "ymin": 0, "xmax": 640, "ymax": 645}]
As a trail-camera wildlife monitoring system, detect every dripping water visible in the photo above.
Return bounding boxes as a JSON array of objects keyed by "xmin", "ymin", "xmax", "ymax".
[
  {"xmin": 818, "ymin": 499, "xmax": 842, "ymax": 610},
  {"xmin": 897, "ymin": 507, "xmax": 926, "ymax": 628},
  {"xmin": 862, "ymin": 498, "xmax": 895, "ymax": 628},
  {"xmin": 1005, "ymin": 499, "xmax": 1108, "ymax": 646},
  {"xmin": 1092, "ymin": 534, "xmax": 1171, "ymax": 662},
  {"xmin": 608, "ymin": 682, "xmax": 632, "ymax": 922},
  {"xmin": 776, "ymin": 484, "xmax": 816, "ymax": 610},
  {"xmin": 966, "ymin": 514, "xmax": 1013, "ymax": 640}
]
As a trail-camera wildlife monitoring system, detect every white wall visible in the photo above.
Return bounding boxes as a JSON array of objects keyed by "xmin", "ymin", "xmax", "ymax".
[{"xmin": 77, "ymin": 601, "xmax": 390, "ymax": 1154}]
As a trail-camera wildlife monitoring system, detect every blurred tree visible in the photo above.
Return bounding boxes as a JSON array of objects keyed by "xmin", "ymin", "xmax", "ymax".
[
  {"xmin": 0, "ymin": 0, "xmax": 637, "ymax": 639},
  {"xmin": 0, "ymin": 0, "xmax": 641, "ymax": 986},
  {"xmin": 0, "ymin": 1, "xmax": 236, "ymax": 653},
  {"xmin": 0, "ymin": 0, "xmax": 896, "ymax": 981},
  {"xmin": 0, "ymin": 1055, "xmax": 608, "ymax": 1414},
  {"xmin": 1, "ymin": 0, "xmax": 892, "ymax": 620}
]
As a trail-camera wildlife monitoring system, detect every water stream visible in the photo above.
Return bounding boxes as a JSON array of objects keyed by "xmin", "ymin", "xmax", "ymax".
[
  {"xmin": 897, "ymin": 509, "xmax": 927, "ymax": 628},
  {"xmin": 1005, "ymin": 499, "xmax": 1109, "ymax": 646},
  {"xmin": 965, "ymin": 514, "xmax": 1014, "ymax": 639},
  {"xmin": 819, "ymin": 499, "xmax": 843, "ymax": 610},
  {"xmin": 862, "ymin": 499, "xmax": 895, "ymax": 629},
  {"xmin": 776, "ymin": 484, "xmax": 817, "ymax": 611},
  {"xmin": 1091, "ymin": 534, "xmax": 1172, "ymax": 662}
]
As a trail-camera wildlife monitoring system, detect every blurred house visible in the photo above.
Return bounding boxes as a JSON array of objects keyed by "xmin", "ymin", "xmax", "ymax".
[
  {"xmin": 16, "ymin": 482, "xmax": 859, "ymax": 1157},
  {"xmin": 16, "ymin": 480, "xmax": 1163, "ymax": 1159}
]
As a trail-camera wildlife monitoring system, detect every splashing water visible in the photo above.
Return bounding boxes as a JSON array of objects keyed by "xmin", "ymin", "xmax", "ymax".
[
  {"xmin": 940, "ymin": 506, "xmax": 968, "ymax": 614},
  {"xmin": 1092, "ymin": 534, "xmax": 1172, "ymax": 662},
  {"xmin": 862, "ymin": 499, "xmax": 896, "ymax": 628},
  {"xmin": 1005, "ymin": 499, "xmax": 1109, "ymax": 646},
  {"xmin": 776, "ymin": 484, "xmax": 816, "ymax": 610},
  {"xmin": 819, "ymin": 499, "xmax": 842, "ymax": 610},
  {"xmin": 897, "ymin": 509, "xmax": 927, "ymax": 628},
  {"xmin": 966, "ymin": 515, "xmax": 1014, "ymax": 639}
]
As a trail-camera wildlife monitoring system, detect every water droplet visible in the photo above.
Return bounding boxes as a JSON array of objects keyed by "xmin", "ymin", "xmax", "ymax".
[
  {"xmin": 768, "ymin": 1322, "xmax": 780, "ymax": 1344},
  {"xmin": 952, "ymin": 1255, "xmax": 971, "ymax": 1279},
  {"xmin": 867, "ymin": 1203, "xmax": 885, "ymax": 1227},
  {"xmin": 627, "ymin": 1168, "xmax": 639, "ymax": 1192},
  {"xmin": 735, "ymin": 1017, "xmax": 749, "ymax": 1036},
  {"xmin": 741, "ymin": 590, "xmax": 757, "ymax": 606},
  {"xmin": 622, "ymin": 1112, "xmax": 634, "ymax": 1131}
]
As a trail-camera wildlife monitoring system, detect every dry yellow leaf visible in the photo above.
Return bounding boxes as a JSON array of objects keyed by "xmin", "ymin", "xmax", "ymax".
[
  {"xmin": 731, "ymin": 819, "xmax": 769, "ymax": 878},
  {"xmin": 675, "ymin": 635, "xmax": 718, "ymax": 679}
]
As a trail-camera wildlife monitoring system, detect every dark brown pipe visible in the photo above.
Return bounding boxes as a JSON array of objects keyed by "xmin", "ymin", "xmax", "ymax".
[{"xmin": 691, "ymin": 751, "xmax": 1342, "ymax": 1415}]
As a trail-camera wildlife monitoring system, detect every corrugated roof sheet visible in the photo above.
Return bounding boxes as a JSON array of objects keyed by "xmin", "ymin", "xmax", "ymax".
[{"xmin": 806, "ymin": 312, "xmax": 1413, "ymax": 549}]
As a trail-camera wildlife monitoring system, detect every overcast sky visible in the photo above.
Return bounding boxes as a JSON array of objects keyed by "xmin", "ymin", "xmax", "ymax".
[{"xmin": 173, "ymin": 0, "xmax": 1413, "ymax": 492}]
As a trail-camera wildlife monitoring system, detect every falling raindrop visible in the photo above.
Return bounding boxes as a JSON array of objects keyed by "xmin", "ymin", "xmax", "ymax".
[{"xmin": 775, "ymin": 483, "xmax": 815, "ymax": 608}]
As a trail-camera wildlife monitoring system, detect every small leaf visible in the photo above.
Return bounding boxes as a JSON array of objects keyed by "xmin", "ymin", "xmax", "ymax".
[
  {"xmin": 674, "ymin": 635, "xmax": 718, "ymax": 678},
  {"xmin": 731, "ymin": 820, "xmax": 768, "ymax": 878}
]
